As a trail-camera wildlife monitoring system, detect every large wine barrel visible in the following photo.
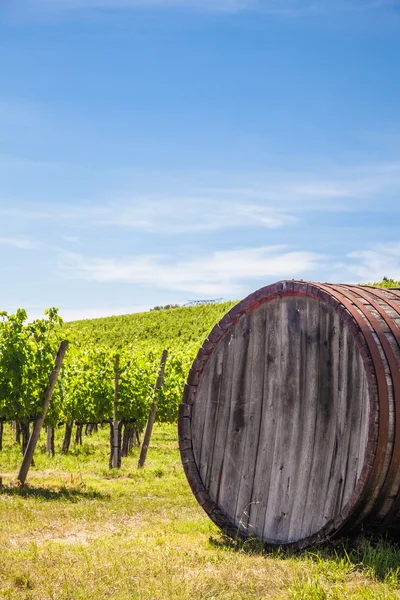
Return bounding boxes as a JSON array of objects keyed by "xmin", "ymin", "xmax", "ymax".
[{"xmin": 178, "ymin": 281, "xmax": 400, "ymax": 549}]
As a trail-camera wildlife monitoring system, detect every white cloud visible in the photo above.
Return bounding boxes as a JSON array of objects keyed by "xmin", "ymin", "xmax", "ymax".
[
  {"xmin": 206, "ymin": 161, "xmax": 400, "ymax": 208},
  {"xmin": 103, "ymin": 162, "xmax": 400, "ymax": 231},
  {"xmin": 0, "ymin": 199, "xmax": 295, "ymax": 232},
  {"xmin": 101, "ymin": 199, "xmax": 294, "ymax": 232},
  {"xmin": 61, "ymin": 246, "xmax": 324, "ymax": 295},
  {"xmin": 0, "ymin": 237, "xmax": 37, "ymax": 250},
  {"xmin": 3, "ymin": 159, "xmax": 400, "ymax": 236},
  {"xmin": 332, "ymin": 242, "xmax": 400, "ymax": 283}
]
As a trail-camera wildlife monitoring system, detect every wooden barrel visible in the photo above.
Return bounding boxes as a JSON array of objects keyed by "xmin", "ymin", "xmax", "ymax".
[{"xmin": 178, "ymin": 281, "xmax": 400, "ymax": 549}]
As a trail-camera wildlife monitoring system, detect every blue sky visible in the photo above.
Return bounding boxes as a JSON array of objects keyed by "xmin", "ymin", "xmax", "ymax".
[{"xmin": 1, "ymin": 0, "xmax": 400, "ymax": 320}]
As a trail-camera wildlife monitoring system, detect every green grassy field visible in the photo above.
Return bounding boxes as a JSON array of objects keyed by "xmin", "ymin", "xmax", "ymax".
[{"xmin": 1, "ymin": 424, "xmax": 400, "ymax": 599}]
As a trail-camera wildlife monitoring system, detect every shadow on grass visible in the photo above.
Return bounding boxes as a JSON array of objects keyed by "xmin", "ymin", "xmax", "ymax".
[
  {"xmin": 0, "ymin": 485, "xmax": 106, "ymax": 502},
  {"xmin": 209, "ymin": 533, "xmax": 267, "ymax": 555},
  {"xmin": 346, "ymin": 537, "xmax": 400, "ymax": 582},
  {"xmin": 209, "ymin": 532, "xmax": 400, "ymax": 582}
]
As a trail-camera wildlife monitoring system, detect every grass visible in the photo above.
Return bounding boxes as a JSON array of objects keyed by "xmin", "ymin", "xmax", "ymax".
[{"xmin": 0, "ymin": 425, "xmax": 400, "ymax": 599}]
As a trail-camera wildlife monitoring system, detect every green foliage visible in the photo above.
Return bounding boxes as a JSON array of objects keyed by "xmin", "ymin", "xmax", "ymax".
[
  {"xmin": 60, "ymin": 346, "xmax": 114, "ymax": 425},
  {"xmin": 63, "ymin": 301, "xmax": 237, "ymax": 425},
  {"xmin": 158, "ymin": 349, "xmax": 193, "ymax": 423},
  {"xmin": 116, "ymin": 350, "xmax": 155, "ymax": 425},
  {"xmin": 0, "ymin": 308, "xmax": 63, "ymax": 424},
  {"xmin": 150, "ymin": 304, "xmax": 180, "ymax": 311},
  {"xmin": 0, "ymin": 301, "xmax": 238, "ymax": 429},
  {"xmin": 369, "ymin": 277, "xmax": 400, "ymax": 289}
]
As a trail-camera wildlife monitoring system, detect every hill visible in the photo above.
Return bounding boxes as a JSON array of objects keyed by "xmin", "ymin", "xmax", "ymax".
[{"xmin": 65, "ymin": 301, "xmax": 237, "ymax": 352}]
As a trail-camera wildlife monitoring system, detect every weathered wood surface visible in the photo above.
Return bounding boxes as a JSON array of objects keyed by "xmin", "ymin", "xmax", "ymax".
[{"xmin": 180, "ymin": 281, "xmax": 400, "ymax": 548}]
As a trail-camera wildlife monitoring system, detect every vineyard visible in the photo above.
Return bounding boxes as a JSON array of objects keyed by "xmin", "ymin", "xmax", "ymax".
[{"xmin": 0, "ymin": 300, "xmax": 236, "ymax": 466}]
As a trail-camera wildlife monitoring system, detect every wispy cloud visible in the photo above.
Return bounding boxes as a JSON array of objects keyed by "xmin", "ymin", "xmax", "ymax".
[
  {"xmin": 2, "ymin": 160, "xmax": 400, "ymax": 235},
  {"xmin": 61, "ymin": 246, "xmax": 324, "ymax": 295},
  {"xmin": 205, "ymin": 161, "xmax": 400, "ymax": 208},
  {"xmin": 100, "ymin": 199, "xmax": 294, "ymax": 232},
  {"xmin": 0, "ymin": 200, "xmax": 295, "ymax": 232},
  {"xmin": 335, "ymin": 242, "xmax": 400, "ymax": 283},
  {"xmin": 59, "ymin": 239, "xmax": 400, "ymax": 295},
  {"xmin": 0, "ymin": 237, "xmax": 38, "ymax": 250}
]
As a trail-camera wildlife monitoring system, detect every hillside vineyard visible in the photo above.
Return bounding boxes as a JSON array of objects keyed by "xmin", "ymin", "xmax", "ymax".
[
  {"xmin": 179, "ymin": 280, "xmax": 400, "ymax": 549},
  {"xmin": 0, "ymin": 303, "xmax": 237, "ymax": 453}
]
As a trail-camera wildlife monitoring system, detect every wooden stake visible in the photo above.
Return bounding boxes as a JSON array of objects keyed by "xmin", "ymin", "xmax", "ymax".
[
  {"xmin": 138, "ymin": 349, "xmax": 168, "ymax": 468},
  {"xmin": 46, "ymin": 426, "xmax": 52, "ymax": 457},
  {"xmin": 17, "ymin": 340, "xmax": 68, "ymax": 485},
  {"xmin": 111, "ymin": 354, "xmax": 120, "ymax": 468}
]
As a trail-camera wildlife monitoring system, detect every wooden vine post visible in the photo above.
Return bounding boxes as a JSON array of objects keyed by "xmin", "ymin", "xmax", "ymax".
[
  {"xmin": 138, "ymin": 349, "xmax": 168, "ymax": 468},
  {"xmin": 111, "ymin": 354, "xmax": 120, "ymax": 469},
  {"xmin": 46, "ymin": 426, "xmax": 54, "ymax": 457},
  {"xmin": 18, "ymin": 340, "xmax": 68, "ymax": 485}
]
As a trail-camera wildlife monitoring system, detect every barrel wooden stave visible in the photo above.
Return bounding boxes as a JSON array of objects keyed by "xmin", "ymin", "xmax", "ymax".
[{"xmin": 179, "ymin": 281, "xmax": 400, "ymax": 548}]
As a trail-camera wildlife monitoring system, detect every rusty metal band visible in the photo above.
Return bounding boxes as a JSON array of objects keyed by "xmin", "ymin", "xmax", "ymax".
[
  {"xmin": 352, "ymin": 286, "xmax": 400, "ymax": 529},
  {"xmin": 312, "ymin": 283, "xmax": 389, "ymax": 533},
  {"xmin": 349, "ymin": 284, "xmax": 400, "ymax": 300},
  {"xmin": 338, "ymin": 285, "xmax": 400, "ymax": 525},
  {"xmin": 385, "ymin": 289, "xmax": 400, "ymax": 300},
  {"xmin": 345, "ymin": 285, "xmax": 400, "ymax": 319},
  {"xmin": 344, "ymin": 285, "xmax": 400, "ymax": 526}
]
